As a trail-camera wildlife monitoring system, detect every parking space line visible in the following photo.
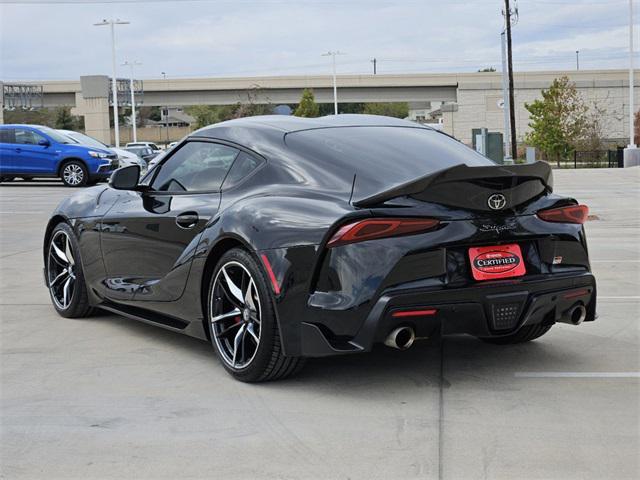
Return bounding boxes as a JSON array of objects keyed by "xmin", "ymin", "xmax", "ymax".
[{"xmin": 515, "ymin": 372, "xmax": 640, "ymax": 378}]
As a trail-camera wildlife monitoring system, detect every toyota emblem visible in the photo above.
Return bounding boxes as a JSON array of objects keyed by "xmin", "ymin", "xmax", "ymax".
[{"xmin": 487, "ymin": 193, "xmax": 507, "ymax": 210}]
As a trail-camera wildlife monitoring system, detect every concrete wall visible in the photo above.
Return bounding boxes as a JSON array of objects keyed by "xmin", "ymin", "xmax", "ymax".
[
  {"xmin": 443, "ymin": 70, "xmax": 639, "ymax": 145},
  {"xmin": 112, "ymin": 126, "xmax": 192, "ymax": 145}
]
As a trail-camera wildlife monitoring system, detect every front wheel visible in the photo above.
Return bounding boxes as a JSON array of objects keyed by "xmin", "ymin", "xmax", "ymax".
[
  {"xmin": 60, "ymin": 161, "xmax": 88, "ymax": 187},
  {"xmin": 46, "ymin": 223, "xmax": 94, "ymax": 318},
  {"xmin": 207, "ymin": 248, "xmax": 304, "ymax": 382}
]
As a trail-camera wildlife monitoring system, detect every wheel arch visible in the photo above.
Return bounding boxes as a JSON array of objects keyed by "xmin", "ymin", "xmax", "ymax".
[
  {"xmin": 56, "ymin": 157, "xmax": 88, "ymax": 177},
  {"xmin": 199, "ymin": 235, "xmax": 254, "ymax": 340},
  {"xmin": 43, "ymin": 214, "xmax": 70, "ymax": 262}
]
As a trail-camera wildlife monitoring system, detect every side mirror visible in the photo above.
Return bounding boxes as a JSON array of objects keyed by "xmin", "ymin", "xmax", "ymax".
[
  {"xmin": 38, "ymin": 139, "xmax": 50, "ymax": 147},
  {"xmin": 109, "ymin": 165, "xmax": 140, "ymax": 190}
]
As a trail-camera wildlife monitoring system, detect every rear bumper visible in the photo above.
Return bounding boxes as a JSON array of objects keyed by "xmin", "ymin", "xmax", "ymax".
[{"xmin": 299, "ymin": 272, "xmax": 596, "ymax": 357}]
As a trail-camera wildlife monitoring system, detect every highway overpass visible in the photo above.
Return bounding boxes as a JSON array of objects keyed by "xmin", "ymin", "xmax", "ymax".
[{"xmin": 1, "ymin": 69, "xmax": 637, "ymax": 146}]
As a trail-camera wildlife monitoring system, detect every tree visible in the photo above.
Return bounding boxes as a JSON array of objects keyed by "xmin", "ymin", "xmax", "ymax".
[
  {"xmin": 525, "ymin": 76, "xmax": 588, "ymax": 165},
  {"xmin": 54, "ymin": 107, "xmax": 77, "ymax": 130},
  {"xmin": 294, "ymin": 89, "xmax": 320, "ymax": 117},
  {"xmin": 478, "ymin": 67, "xmax": 497, "ymax": 72},
  {"xmin": 362, "ymin": 102, "xmax": 409, "ymax": 118}
]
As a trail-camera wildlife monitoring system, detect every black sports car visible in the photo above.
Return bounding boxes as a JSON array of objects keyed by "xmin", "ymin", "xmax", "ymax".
[{"xmin": 43, "ymin": 115, "xmax": 596, "ymax": 382}]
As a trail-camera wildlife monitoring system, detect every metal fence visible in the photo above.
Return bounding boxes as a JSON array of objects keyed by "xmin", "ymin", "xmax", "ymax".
[{"xmin": 560, "ymin": 149, "xmax": 624, "ymax": 168}]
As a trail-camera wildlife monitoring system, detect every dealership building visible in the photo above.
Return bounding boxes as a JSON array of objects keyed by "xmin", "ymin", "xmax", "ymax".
[{"xmin": 1, "ymin": 69, "xmax": 637, "ymax": 146}]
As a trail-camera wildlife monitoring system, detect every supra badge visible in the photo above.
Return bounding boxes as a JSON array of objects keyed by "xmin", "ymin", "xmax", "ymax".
[{"xmin": 487, "ymin": 193, "xmax": 507, "ymax": 210}]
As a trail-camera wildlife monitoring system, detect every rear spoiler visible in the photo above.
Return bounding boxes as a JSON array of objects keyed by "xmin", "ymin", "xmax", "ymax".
[{"xmin": 352, "ymin": 161, "xmax": 553, "ymax": 208}]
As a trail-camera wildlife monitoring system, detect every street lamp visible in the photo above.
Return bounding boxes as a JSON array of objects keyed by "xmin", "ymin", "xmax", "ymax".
[
  {"xmin": 322, "ymin": 51, "xmax": 346, "ymax": 115},
  {"xmin": 94, "ymin": 19, "xmax": 130, "ymax": 148},
  {"xmin": 624, "ymin": 0, "xmax": 639, "ymax": 167},
  {"xmin": 122, "ymin": 61, "xmax": 142, "ymax": 143},
  {"xmin": 161, "ymin": 71, "xmax": 169, "ymax": 146}
]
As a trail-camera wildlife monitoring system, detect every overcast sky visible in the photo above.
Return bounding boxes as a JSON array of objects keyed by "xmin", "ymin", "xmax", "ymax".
[{"xmin": 0, "ymin": 0, "xmax": 636, "ymax": 81}]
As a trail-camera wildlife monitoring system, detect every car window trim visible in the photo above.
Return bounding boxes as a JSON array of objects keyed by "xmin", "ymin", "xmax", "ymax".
[{"xmin": 143, "ymin": 137, "xmax": 267, "ymax": 195}]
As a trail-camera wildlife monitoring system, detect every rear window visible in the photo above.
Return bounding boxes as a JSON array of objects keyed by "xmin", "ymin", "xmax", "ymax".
[{"xmin": 285, "ymin": 126, "xmax": 495, "ymax": 199}]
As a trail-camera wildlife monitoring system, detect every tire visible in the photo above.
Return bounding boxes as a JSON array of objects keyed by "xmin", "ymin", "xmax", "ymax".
[
  {"xmin": 0, "ymin": 176, "xmax": 15, "ymax": 183},
  {"xmin": 45, "ymin": 222, "xmax": 95, "ymax": 318},
  {"xmin": 207, "ymin": 248, "xmax": 305, "ymax": 382},
  {"xmin": 20, "ymin": 176, "xmax": 33, "ymax": 181},
  {"xmin": 60, "ymin": 161, "xmax": 88, "ymax": 187},
  {"xmin": 479, "ymin": 323, "xmax": 552, "ymax": 345}
]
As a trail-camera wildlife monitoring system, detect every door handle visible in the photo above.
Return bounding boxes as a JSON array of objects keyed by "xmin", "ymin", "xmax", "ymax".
[
  {"xmin": 176, "ymin": 212, "xmax": 199, "ymax": 229},
  {"xmin": 15, "ymin": 148, "xmax": 22, "ymax": 153}
]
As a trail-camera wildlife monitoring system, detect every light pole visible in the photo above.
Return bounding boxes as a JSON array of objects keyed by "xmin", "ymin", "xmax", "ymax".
[
  {"xmin": 122, "ymin": 61, "xmax": 141, "ymax": 143},
  {"xmin": 624, "ymin": 0, "xmax": 639, "ymax": 166},
  {"xmin": 322, "ymin": 51, "xmax": 345, "ymax": 115},
  {"xmin": 94, "ymin": 19, "xmax": 129, "ymax": 148},
  {"xmin": 161, "ymin": 71, "xmax": 169, "ymax": 146},
  {"xmin": 628, "ymin": 0, "xmax": 636, "ymax": 149},
  {"xmin": 576, "ymin": 50, "xmax": 580, "ymax": 70}
]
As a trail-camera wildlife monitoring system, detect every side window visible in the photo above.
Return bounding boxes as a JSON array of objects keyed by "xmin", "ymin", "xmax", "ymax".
[
  {"xmin": 151, "ymin": 141, "xmax": 239, "ymax": 192},
  {"xmin": 223, "ymin": 152, "xmax": 264, "ymax": 189},
  {"xmin": 15, "ymin": 129, "xmax": 45, "ymax": 145},
  {"xmin": 0, "ymin": 129, "xmax": 16, "ymax": 144}
]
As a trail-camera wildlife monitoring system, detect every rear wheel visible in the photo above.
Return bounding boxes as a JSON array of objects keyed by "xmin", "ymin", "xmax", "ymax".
[
  {"xmin": 207, "ymin": 248, "xmax": 305, "ymax": 382},
  {"xmin": 60, "ymin": 161, "xmax": 88, "ymax": 187},
  {"xmin": 46, "ymin": 223, "xmax": 94, "ymax": 318},
  {"xmin": 0, "ymin": 176, "xmax": 15, "ymax": 183},
  {"xmin": 480, "ymin": 323, "xmax": 552, "ymax": 345}
]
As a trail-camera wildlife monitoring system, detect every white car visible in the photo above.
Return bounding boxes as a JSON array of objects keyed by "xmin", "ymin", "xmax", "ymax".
[
  {"xmin": 58, "ymin": 130, "xmax": 147, "ymax": 175},
  {"xmin": 146, "ymin": 149, "xmax": 169, "ymax": 172},
  {"xmin": 125, "ymin": 141, "xmax": 162, "ymax": 152}
]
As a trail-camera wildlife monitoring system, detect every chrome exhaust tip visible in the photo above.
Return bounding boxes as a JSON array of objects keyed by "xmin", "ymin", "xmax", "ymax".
[
  {"xmin": 384, "ymin": 326, "xmax": 416, "ymax": 350},
  {"xmin": 567, "ymin": 304, "xmax": 587, "ymax": 325}
]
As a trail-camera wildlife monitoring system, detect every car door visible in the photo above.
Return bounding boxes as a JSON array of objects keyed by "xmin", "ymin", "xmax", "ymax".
[
  {"xmin": 99, "ymin": 139, "xmax": 241, "ymax": 302},
  {"xmin": 0, "ymin": 128, "xmax": 18, "ymax": 174},
  {"xmin": 13, "ymin": 128, "xmax": 58, "ymax": 174}
]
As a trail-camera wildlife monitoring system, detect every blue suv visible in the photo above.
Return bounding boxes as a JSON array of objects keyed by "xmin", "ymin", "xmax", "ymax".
[{"xmin": 0, "ymin": 125, "xmax": 118, "ymax": 187}]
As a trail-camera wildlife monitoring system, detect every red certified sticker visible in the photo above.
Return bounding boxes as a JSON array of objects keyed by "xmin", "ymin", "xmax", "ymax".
[{"xmin": 468, "ymin": 244, "xmax": 526, "ymax": 281}]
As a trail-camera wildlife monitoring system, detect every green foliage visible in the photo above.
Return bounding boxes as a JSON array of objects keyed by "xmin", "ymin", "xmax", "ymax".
[
  {"xmin": 185, "ymin": 103, "xmax": 272, "ymax": 129},
  {"xmin": 54, "ymin": 107, "xmax": 76, "ymax": 130},
  {"xmin": 148, "ymin": 106, "xmax": 162, "ymax": 122},
  {"xmin": 294, "ymin": 89, "xmax": 320, "ymax": 117},
  {"xmin": 4, "ymin": 108, "xmax": 56, "ymax": 126},
  {"xmin": 362, "ymin": 102, "xmax": 409, "ymax": 118},
  {"xmin": 525, "ymin": 76, "xmax": 588, "ymax": 165},
  {"xmin": 478, "ymin": 67, "xmax": 497, "ymax": 72}
]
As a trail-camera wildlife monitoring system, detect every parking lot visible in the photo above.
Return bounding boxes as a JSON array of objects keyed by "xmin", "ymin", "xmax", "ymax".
[{"xmin": 0, "ymin": 168, "xmax": 638, "ymax": 479}]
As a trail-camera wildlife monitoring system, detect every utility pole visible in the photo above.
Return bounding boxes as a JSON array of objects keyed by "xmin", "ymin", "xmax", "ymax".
[
  {"xmin": 122, "ymin": 61, "xmax": 141, "ymax": 143},
  {"xmin": 322, "ymin": 51, "xmax": 345, "ymax": 115},
  {"xmin": 500, "ymin": 31, "xmax": 512, "ymax": 163},
  {"xmin": 576, "ymin": 50, "xmax": 580, "ymax": 70},
  {"xmin": 504, "ymin": 0, "xmax": 518, "ymax": 161},
  {"xmin": 371, "ymin": 58, "xmax": 377, "ymax": 75},
  {"xmin": 94, "ymin": 19, "xmax": 129, "ymax": 148}
]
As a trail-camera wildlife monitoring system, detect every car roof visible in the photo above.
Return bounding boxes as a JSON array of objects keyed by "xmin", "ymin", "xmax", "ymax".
[
  {"xmin": 0, "ymin": 124, "xmax": 49, "ymax": 129},
  {"xmin": 196, "ymin": 114, "xmax": 432, "ymax": 136}
]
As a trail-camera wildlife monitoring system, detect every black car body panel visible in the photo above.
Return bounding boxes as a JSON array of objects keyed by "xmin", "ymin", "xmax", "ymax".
[{"xmin": 44, "ymin": 115, "xmax": 597, "ymax": 357}]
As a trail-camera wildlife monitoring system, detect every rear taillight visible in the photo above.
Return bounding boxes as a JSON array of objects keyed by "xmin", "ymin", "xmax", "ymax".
[
  {"xmin": 327, "ymin": 218, "xmax": 440, "ymax": 248},
  {"xmin": 537, "ymin": 204, "xmax": 589, "ymax": 224}
]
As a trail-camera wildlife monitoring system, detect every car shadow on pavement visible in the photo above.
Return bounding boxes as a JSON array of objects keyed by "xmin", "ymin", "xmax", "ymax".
[{"xmin": 90, "ymin": 308, "xmax": 573, "ymax": 394}]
